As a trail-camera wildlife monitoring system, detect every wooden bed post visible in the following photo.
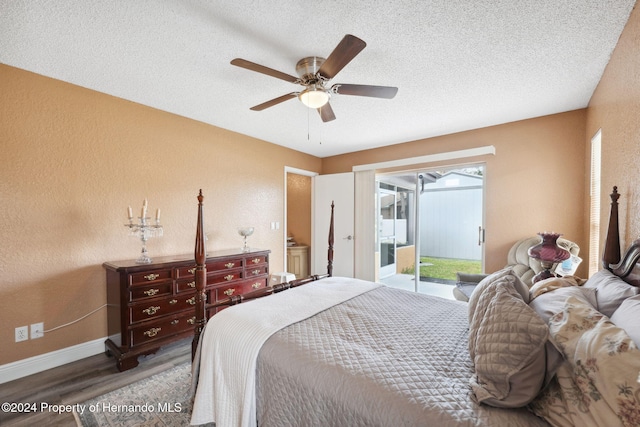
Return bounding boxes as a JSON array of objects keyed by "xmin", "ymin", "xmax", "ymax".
[
  {"xmin": 602, "ymin": 186, "xmax": 621, "ymax": 270},
  {"xmin": 327, "ymin": 201, "xmax": 334, "ymax": 276},
  {"xmin": 191, "ymin": 199, "xmax": 337, "ymax": 351},
  {"xmin": 192, "ymin": 190, "xmax": 207, "ymax": 360}
]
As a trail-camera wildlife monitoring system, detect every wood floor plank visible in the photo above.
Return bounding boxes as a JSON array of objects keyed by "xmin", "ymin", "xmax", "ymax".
[{"xmin": 0, "ymin": 338, "xmax": 191, "ymax": 426}]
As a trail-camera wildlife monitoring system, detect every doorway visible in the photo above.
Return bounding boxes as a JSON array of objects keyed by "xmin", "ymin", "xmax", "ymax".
[
  {"xmin": 376, "ymin": 164, "xmax": 485, "ymax": 291},
  {"xmin": 284, "ymin": 167, "xmax": 317, "ymax": 278}
]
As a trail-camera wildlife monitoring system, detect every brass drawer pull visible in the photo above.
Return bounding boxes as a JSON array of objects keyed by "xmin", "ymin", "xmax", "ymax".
[
  {"xmin": 144, "ymin": 288, "xmax": 159, "ymax": 296},
  {"xmin": 252, "ymin": 282, "xmax": 261, "ymax": 289},
  {"xmin": 252, "ymin": 269, "xmax": 260, "ymax": 275},
  {"xmin": 225, "ymin": 262, "xmax": 235, "ymax": 268},
  {"xmin": 144, "ymin": 273, "xmax": 160, "ymax": 281},
  {"xmin": 169, "ymin": 299, "xmax": 178, "ymax": 305},
  {"xmin": 144, "ymin": 327, "xmax": 161, "ymax": 337},
  {"xmin": 251, "ymin": 258, "xmax": 260, "ymax": 264},
  {"xmin": 187, "ymin": 281, "xmax": 195, "ymax": 288},
  {"xmin": 142, "ymin": 306, "xmax": 160, "ymax": 316},
  {"xmin": 186, "ymin": 296, "xmax": 196, "ymax": 305},
  {"xmin": 188, "ymin": 267, "xmax": 196, "ymax": 274},
  {"xmin": 224, "ymin": 288, "xmax": 235, "ymax": 296},
  {"xmin": 170, "ymin": 319, "xmax": 179, "ymax": 325},
  {"xmin": 188, "ymin": 317, "xmax": 196, "ymax": 325},
  {"xmin": 224, "ymin": 274, "xmax": 234, "ymax": 281}
]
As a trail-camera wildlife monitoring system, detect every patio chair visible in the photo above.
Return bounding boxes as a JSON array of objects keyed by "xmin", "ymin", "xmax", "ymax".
[{"xmin": 452, "ymin": 236, "xmax": 580, "ymax": 302}]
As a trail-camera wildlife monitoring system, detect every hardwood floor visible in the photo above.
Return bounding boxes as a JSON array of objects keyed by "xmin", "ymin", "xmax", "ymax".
[{"xmin": 0, "ymin": 338, "xmax": 191, "ymax": 427}]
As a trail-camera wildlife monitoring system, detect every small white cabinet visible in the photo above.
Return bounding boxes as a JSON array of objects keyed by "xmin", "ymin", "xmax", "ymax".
[{"xmin": 287, "ymin": 245, "xmax": 309, "ymax": 279}]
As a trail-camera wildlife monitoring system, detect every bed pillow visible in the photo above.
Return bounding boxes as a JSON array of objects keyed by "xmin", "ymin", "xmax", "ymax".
[
  {"xmin": 468, "ymin": 268, "xmax": 530, "ymax": 318},
  {"xmin": 530, "ymin": 296, "xmax": 640, "ymax": 427},
  {"xmin": 528, "ymin": 286, "xmax": 598, "ymax": 385},
  {"xmin": 529, "ymin": 286, "xmax": 597, "ymax": 324},
  {"xmin": 468, "ymin": 270, "xmax": 548, "ymax": 408},
  {"xmin": 610, "ymin": 294, "xmax": 640, "ymax": 347},
  {"xmin": 582, "ymin": 269, "xmax": 640, "ymax": 317}
]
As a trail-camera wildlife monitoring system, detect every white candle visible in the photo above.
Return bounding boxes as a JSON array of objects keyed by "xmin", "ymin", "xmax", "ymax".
[
  {"xmin": 155, "ymin": 208, "xmax": 161, "ymax": 221},
  {"xmin": 127, "ymin": 206, "xmax": 133, "ymax": 219}
]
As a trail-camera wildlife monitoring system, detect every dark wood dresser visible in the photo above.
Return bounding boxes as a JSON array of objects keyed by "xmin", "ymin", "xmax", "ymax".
[{"xmin": 104, "ymin": 249, "xmax": 270, "ymax": 371}]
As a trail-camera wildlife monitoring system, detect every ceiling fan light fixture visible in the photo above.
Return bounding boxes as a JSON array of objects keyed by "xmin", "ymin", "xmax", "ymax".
[{"xmin": 299, "ymin": 87, "xmax": 330, "ymax": 109}]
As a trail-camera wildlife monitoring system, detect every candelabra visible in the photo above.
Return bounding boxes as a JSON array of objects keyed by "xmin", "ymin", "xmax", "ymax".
[{"xmin": 126, "ymin": 200, "xmax": 163, "ymax": 264}]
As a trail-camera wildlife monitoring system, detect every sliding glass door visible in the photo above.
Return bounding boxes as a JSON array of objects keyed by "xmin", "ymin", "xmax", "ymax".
[{"xmin": 377, "ymin": 165, "xmax": 484, "ymax": 290}]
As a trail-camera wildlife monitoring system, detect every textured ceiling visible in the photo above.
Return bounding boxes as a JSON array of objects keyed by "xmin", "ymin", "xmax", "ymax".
[{"xmin": 0, "ymin": 1, "xmax": 636, "ymax": 157}]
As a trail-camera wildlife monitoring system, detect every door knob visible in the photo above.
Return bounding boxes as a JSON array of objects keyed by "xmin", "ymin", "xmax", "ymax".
[{"xmin": 344, "ymin": 235, "xmax": 353, "ymax": 240}]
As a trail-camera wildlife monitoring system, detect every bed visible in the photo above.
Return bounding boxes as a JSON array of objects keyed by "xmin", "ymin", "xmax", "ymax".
[{"xmin": 190, "ymin": 187, "xmax": 640, "ymax": 427}]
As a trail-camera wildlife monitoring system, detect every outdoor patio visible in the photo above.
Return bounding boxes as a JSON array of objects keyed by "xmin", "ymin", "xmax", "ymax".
[{"xmin": 380, "ymin": 273, "xmax": 456, "ymax": 300}]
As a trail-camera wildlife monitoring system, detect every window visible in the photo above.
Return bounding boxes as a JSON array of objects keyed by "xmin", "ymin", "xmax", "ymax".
[{"xmin": 588, "ymin": 130, "xmax": 602, "ymax": 276}]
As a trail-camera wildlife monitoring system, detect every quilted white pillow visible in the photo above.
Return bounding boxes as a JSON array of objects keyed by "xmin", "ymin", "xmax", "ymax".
[
  {"xmin": 468, "ymin": 270, "xmax": 549, "ymax": 408},
  {"xmin": 468, "ymin": 267, "xmax": 530, "ymax": 321}
]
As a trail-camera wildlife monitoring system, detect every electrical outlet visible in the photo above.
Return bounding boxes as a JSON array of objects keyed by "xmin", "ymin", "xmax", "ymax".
[
  {"xmin": 15, "ymin": 326, "xmax": 28, "ymax": 342},
  {"xmin": 31, "ymin": 322, "xmax": 44, "ymax": 339}
]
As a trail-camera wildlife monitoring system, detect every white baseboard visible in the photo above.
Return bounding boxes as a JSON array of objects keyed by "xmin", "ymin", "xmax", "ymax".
[{"xmin": 0, "ymin": 337, "xmax": 109, "ymax": 384}]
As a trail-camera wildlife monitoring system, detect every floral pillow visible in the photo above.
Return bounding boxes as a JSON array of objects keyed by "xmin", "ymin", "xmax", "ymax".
[{"xmin": 530, "ymin": 296, "xmax": 640, "ymax": 427}]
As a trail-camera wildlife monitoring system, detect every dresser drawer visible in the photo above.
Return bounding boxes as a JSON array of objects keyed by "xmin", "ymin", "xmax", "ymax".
[
  {"xmin": 246, "ymin": 265, "xmax": 268, "ymax": 277},
  {"xmin": 246, "ymin": 255, "xmax": 268, "ymax": 266},
  {"xmin": 175, "ymin": 264, "xmax": 197, "ymax": 278},
  {"xmin": 215, "ymin": 277, "xmax": 267, "ymax": 300},
  {"xmin": 130, "ymin": 269, "xmax": 172, "ymax": 286},
  {"xmin": 129, "ymin": 282, "xmax": 173, "ymax": 302},
  {"xmin": 209, "ymin": 257, "xmax": 244, "ymax": 271},
  {"xmin": 129, "ymin": 293, "xmax": 197, "ymax": 323},
  {"xmin": 208, "ymin": 269, "xmax": 243, "ymax": 285},
  {"xmin": 176, "ymin": 278, "xmax": 197, "ymax": 293},
  {"xmin": 129, "ymin": 312, "xmax": 196, "ymax": 347}
]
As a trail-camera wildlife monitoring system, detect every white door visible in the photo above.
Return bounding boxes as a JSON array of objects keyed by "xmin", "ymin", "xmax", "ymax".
[
  {"xmin": 378, "ymin": 188, "xmax": 397, "ymax": 278},
  {"xmin": 312, "ymin": 172, "xmax": 355, "ymax": 277}
]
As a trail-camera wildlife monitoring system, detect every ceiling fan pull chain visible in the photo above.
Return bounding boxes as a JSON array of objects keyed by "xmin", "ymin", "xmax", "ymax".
[{"xmin": 307, "ymin": 104, "xmax": 310, "ymax": 141}]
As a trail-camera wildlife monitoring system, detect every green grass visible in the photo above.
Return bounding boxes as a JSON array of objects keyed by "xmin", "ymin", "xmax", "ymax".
[{"xmin": 401, "ymin": 257, "xmax": 481, "ymax": 281}]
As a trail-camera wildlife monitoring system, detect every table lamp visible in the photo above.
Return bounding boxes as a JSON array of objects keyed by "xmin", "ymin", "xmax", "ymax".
[{"xmin": 528, "ymin": 232, "xmax": 571, "ymax": 283}]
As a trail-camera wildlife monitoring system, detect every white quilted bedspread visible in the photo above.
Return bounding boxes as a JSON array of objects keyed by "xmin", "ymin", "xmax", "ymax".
[
  {"xmin": 190, "ymin": 277, "xmax": 381, "ymax": 427},
  {"xmin": 256, "ymin": 286, "xmax": 550, "ymax": 426}
]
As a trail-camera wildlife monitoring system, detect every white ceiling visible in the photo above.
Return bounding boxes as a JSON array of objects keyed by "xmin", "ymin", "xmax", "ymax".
[{"xmin": 1, "ymin": 1, "xmax": 636, "ymax": 158}]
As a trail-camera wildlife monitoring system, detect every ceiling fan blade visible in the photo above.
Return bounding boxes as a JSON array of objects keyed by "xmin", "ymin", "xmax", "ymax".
[
  {"xmin": 231, "ymin": 58, "xmax": 299, "ymax": 83},
  {"xmin": 250, "ymin": 93, "xmax": 298, "ymax": 111},
  {"xmin": 318, "ymin": 103, "xmax": 336, "ymax": 122},
  {"xmin": 332, "ymin": 83, "xmax": 398, "ymax": 99},
  {"xmin": 317, "ymin": 35, "xmax": 366, "ymax": 80}
]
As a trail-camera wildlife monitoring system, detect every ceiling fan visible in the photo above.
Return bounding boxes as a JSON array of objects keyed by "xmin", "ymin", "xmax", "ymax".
[{"xmin": 231, "ymin": 34, "xmax": 398, "ymax": 122}]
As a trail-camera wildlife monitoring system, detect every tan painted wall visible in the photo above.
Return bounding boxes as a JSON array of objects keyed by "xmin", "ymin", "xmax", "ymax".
[
  {"xmin": 322, "ymin": 110, "xmax": 588, "ymax": 276},
  {"xmin": 586, "ymin": 3, "xmax": 640, "ymax": 251},
  {"xmin": 0, "ymin": 64, "xmax": 321, "ymax": 365},
  {"xmin": 3, "ymin": 3, "xmax": 639, "ymax": 367},
  {"xmin": 396, "ymin": 245, "xmax": 416, "ymax": 274}
]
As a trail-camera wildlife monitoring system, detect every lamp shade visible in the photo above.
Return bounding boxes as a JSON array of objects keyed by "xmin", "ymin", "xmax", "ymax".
[
  {"xmin": 528, "ymin": 232, "xmax": 571, "ymax": 263},
  {"xmin": 299, "ymin": 87, "xmax": 330, "ymax": 108}
]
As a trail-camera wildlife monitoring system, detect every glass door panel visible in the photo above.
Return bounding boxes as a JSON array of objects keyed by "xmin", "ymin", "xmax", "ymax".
[{"xmin": 379, "ymin": 189, "xmax": 396, "ymax": 278}]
